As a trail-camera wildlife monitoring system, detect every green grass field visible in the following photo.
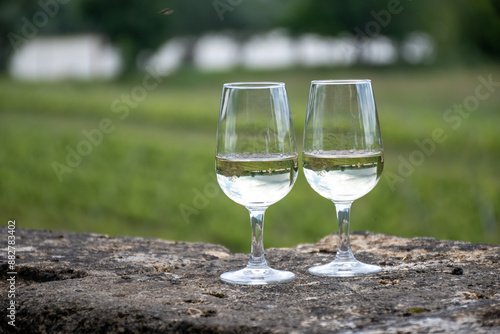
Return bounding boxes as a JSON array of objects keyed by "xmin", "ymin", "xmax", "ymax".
[{"xmin": 1, "ymin": 65, "xmax": 499, "ymax": 252}]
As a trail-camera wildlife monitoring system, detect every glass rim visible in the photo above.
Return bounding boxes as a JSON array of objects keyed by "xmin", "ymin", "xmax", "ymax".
[
  {"xmin": 223, "ymin": 82, "xmax": 285, "ymax": 89},
  {"xmin": 311, "ymin": 79, "xmax": 371, "ymax": 85}
]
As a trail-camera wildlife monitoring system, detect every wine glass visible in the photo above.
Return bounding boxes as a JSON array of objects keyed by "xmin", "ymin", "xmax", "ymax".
[
  {"xmin": 302, "ymin": 80, "xmax": 384, "ymax": 277},
  {"xmin": 215, "ymin": 82, "xmax": 298, "ymax": 285}
]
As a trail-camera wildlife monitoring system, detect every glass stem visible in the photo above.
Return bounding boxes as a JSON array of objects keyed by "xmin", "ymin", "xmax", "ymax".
[
  {"xmin": 247, "ymin": 208, "xmax": 268, "ymax": 268},
  {"xmin": 334, "ymin": 201, "xmax": 356, "ymax": 262}
]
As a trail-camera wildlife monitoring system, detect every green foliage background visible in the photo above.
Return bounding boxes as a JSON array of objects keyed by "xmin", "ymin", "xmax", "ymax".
[
  {"xmin": 0, "ymin": 0, "xmax": 499, "ymax": 251},
  {"xmin": 1, "ymin": 66, "xmax": 499, "ymax": 252}
]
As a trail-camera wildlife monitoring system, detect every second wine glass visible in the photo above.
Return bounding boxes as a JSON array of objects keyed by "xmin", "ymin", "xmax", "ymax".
[
  {"xmin": 303, "ymin": 79, "xmax": 384, "ymax": 277},
  {"xmin": 216, "ymin": 82, "xmax": 298, "ymax": 285}
]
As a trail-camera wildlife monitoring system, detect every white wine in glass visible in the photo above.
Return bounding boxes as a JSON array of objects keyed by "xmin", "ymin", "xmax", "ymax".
[
  {"xmin": 215, "ymin": 82, "xmax": 298, "ymax": 285},
  {"xmin": 303, "ymin": 80, "xmax": 384, "ymax": 277}
]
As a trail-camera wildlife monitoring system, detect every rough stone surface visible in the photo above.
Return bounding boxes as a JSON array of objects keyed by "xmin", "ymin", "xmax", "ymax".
[{"xmin": 1, "ymin": 228, "xmax": 499, "ymax": 333}]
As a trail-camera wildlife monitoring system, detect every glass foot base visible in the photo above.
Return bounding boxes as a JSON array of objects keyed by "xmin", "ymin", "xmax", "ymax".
[
  {"xmin": 220, "ymin": 267, "xmax": 295, "ymax": 285},
  {"xmin": 308, "ymin": 258, "xmax": 381, "ymax": 277}
]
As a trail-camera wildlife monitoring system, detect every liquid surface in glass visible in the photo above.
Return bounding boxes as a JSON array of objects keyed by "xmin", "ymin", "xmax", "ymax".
[
  {"xmin": 216, "ymin": 154, "xmax": 298, "ymax": 208},
  {"xmin": 303, "ymin": 150, "xmax": 384, "ymax": 201}
]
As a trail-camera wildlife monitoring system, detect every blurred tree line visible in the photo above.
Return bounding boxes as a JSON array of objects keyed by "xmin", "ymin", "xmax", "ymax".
[{"xmin": 1, "ymin": 0, "xmax": 499, "ymax": 74}]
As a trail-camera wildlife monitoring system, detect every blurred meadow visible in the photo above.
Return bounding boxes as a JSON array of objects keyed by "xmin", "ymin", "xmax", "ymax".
[{"xmin": 1, "ymin": 0, "xmax": 499, "ymax": 252}]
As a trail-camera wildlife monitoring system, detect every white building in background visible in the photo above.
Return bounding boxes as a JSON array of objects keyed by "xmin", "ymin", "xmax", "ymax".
[
  {"xmin": 401, "ymin": 32, "xmax": 435, "ymax": 64},
  {"xmin": 9, "ymin": 34, "xmax": 122, "ymax": 81},
  {"xmin": 241, "ymin": 30, "xmax": 296, "ymax": 70},
  {"xmin": 146, "ymin": 38, "xmax": 186, "ymax": 76},
  {"xmin": 192, "ymin": 34, "xmax": 239, "ymax": 71},
  {"xmin": 8, "ymin": 30, "xmax": 434, "ymax": 80},
  {"xmin": 359, "ymin": 36, "xmax": 398, "ymax": 65},
  {"xmin": 295, "ymin": 34, "xmax": 368, "ymax": 67}
]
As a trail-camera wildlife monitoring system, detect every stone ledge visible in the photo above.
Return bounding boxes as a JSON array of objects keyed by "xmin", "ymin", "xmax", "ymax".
[{"xmin": 1, "ymin": 228, "xmax": 499, "ymax": 333}]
